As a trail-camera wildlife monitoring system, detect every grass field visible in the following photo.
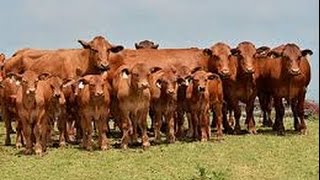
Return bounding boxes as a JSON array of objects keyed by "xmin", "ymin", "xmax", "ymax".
[{"xmin": 0, "ymin": 116, "xmax": 318, "ymax": 180}]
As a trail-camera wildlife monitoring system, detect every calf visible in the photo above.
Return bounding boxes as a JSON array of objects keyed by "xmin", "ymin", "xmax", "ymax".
[
  {"xmin": 14, "ymin": 71, "xmax": 51, "ymax": 155},
  {"xmin": 112, "ymin": 63, "xmax": 156, "ymax": 149},
  {"xmin": 149, "ymin": 67, "xmax": 178, "ymax": 143},
  {"xmin": 135, "ymin": 40, "xmax": 159, "ymax": 49},
  {"xmin": 186, "ymin": 69, "xmax": 223, "ymax": 141},
  {"xmin": 76, "ymin": 74, "xmax": 111, "ymax": 151}
]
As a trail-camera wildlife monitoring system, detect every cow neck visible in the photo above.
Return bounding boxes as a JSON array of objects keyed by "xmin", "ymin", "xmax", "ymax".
[
  {"xmin": 191, "ymin": 86, "xmax": 206, "ymax": 101},
  {"xmin": 79, "ymin": 49, "xmax": 99, "ymax": 75}
]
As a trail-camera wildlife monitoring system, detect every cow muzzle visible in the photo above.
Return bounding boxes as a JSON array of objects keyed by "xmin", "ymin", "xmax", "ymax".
[
  {"xmin": 95, "ymin": 91, "xmax": 104, "ymax": 97},
  {"xmin": 219, "ymin": 69, "xmax": 230, "ymax": 78},
  {"xmin": 139, "ymin": 82, "xmax": 150, "ymax": 89},
  {"xmin": 245, "ymin": 67, "xmax": 255, "ymax": 74},
  {"xmin": 98, "ymin": 63, "xmax": 110, "ymax": 71},
  {"xmin": 26, "ymin": 88, "xmax": 36, "ymax": 95},
  {"xmin": 198, "ymin": 86, "xmax": 206, "ymax": 93},
  {"xmin": 289, "ymin": 68, "xmax": 301, "ymax": 76}
]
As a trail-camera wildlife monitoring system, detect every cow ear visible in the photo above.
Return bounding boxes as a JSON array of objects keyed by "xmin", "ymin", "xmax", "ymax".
[
  {"xmin": 121, "ymin": 68, "xmax": 130, "ymax": 79},
  {"xmin": 6, "ymin": 72, "xmax": 23, "ymax": 82},
  {"xmin": 207, "ymin": 73, "xmax": 219, "ymax": 80},
  {"xmin": 152, "ymin": 44, "xmax": 159, "ymax": 49},
  {"xmin": 203, "ymin": 48, "xmax": 212, "ymax": 57},
  {"xmin": 38, "ymin": 72, "xmax": 51, "ymax": 81},
  {"xmin": 256, "ymin": 46, "xmax": 270, "ymax": 56},
  {"xmin": 62, "ymin": 79, "xmax": 75, "ymax": 88},
  {"xmin": 0, "ymin": 53, "xmax": 5, "ymax": 63},
  {"xmin": 78, "ymin": 78, "xmax": 89, "ymax": 89},
  {"xmin": 301, "ymin": 49, "xmax": 313, "ymax": 57},
  {"xmin": 231, "ymin": 48, "xmax": 240, "ymax": 56},
  {"xmin": 191, "ymin": 66, "xmax": 202, "ymax": 74},
  {"xmin": 110, "ymin": 45, "xmax": 124, "ymax": 53},
  {"xmin": 150, "ymin": 67, "xmax": 162, "ymax": 74},
  {"xmin": 78, "ymin": 40, "xmax": 90, "ymax": 49},
  {"xmin": 156, "ymin": 79, "xmax": 162, "ymax": 88},
  {"xmin": 135, "ymin": 43, "xmax": 141, "ymax": 49}
]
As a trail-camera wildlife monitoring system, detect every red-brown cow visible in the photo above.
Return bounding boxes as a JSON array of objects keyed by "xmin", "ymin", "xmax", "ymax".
[
  {"xmin": 149, "ymin": 67, "xmax": 178, "ymax": 143},
  {"xmin": 186, "ymin": 69, "xmax": 223, "ymax": 141},
  {"xmin": 14, "ymin": 71, "xmax": 52, "ymax": 155},
  {"xmin": 256, "ymin": 43, "xmax": 313, "ymax": 135},
  {"xmin": 112, "ymin": 63, "xmax": 157, "ymax": 149},
  {"xmin": 75, "ymin": 74, "xmax": 111, "ymax": 151}
]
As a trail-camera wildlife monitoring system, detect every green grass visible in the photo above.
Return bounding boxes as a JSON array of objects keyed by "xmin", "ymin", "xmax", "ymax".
[{"xmin": 0, "ymin": 117, "xmax": 318, "ymax": 180}]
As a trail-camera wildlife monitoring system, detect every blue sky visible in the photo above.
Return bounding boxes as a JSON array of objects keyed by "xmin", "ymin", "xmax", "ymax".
[{"xmin": 0, "ymin": 0, "xmax": 318, "ymax": 101}]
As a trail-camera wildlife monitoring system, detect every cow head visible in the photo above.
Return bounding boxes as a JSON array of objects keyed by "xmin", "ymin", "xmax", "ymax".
[
  {"xmin": 154, "ymin": 67, "xmax": 178, "ymax": 98},
  {"xmin": 205, "ymin": 42, "xmax": 233, "ymax": 79},
  {"xmin": 187, "ymin": 70, "xmax": 219, "ymax": 94},
  {"xmin": 120, "ymin": 63, "xmax": 160, "ymax": 91},
  {"xmin": 231, "ymin": 41, "xmax": 256, "ymax": 74},
  {"xmin": 176, "ymin": 65, "xmax": 192, "ymax": 87},
  {"xmin": 77, "ymin": 75, "xmax": 108, "ymax": 97},
  {"xmin": 7, "ymin": 71, "xmax": 50, "ymax": 97},
  {"xmin": 47, "ymin": 76, "xmax": 67, "ymax": 105},
  {"xmin": 78, "ymin": 36, "xmax": 124, "ymax": 71},
  {"xmin": 135, "ymin": 40, "xmax": 159, "ymax": 49},
  {"xmin": 268, "ymin": 43, "xmax": 313, "ymax": 76}
]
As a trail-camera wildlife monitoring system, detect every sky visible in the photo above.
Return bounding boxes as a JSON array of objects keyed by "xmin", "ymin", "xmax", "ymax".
[{"xmin": 0, "ymin": 0, "xmax": 319, "ymax": 101}]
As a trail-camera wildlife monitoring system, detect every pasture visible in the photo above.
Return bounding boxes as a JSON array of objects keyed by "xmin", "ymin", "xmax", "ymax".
[{"xmin": 0, "ymin": 115, "xmax": 318, "ymax": 180}]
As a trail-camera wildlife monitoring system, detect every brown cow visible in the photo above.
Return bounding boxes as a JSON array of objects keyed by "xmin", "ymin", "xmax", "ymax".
[
  {"xmin": 0, "ymin": 74, "xmax": 22, "ymax": 147},
  {"xmin": 256, "ymin": 43, "xmax": 313, "ymax": 135},
  {"xmin": 75, "ymin": 74, "xmax": 111, "ymax": 151},
  {"xmin": 186, "ymin": 69, "xmax": 223, "ymax": 141},
  {"xmin": 149, "ymin": 67, "xmax": 178, "ymax": 143},
  {"xmin": 4, "ymin": 36, "xmax": 124, "ymax": 79},
  {"xmin": 14, "ymin": 71, "xmax": 52, "ymax": 155},
  {"xmin": 112, "ymin": 63, "xmax": 157, "ymax": 149},
  {"xmin": 135, "ymin": 40, "xmax": 159, "ymax": 49}
]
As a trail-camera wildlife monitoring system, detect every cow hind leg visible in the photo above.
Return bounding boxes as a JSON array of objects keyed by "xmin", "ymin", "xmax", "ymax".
[{"xmin": 297, "ymin": 92, "xmax": 307, "ymax": 135}]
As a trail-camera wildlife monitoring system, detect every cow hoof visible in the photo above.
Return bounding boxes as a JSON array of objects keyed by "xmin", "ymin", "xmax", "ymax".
[
  {"xmin": 121, "ymin": 144, "xmax": 128, "ymax": 150},
  {"xmin": 154, "ymin": 138, "xmax": 161, "ymax": 144},
  {"xmin": 86, "ymin": 146, "xmax": 93, "ymax": 151},
  {"xmin": 234, "ymin": 127, "xmax": 241, "ymax": 135},
  {"xmin": 16, "ymin": 142, "xmax": 23, "ymax": 149},
  {"xmin": 101, "ymin": 145, "xmax": 109, "ymax": 151},
  {"xmin": 142, "ymin": 142, "xmax": 150, "ymax": 150},
  {"xmin": 167, "ymin": 137, "xmax": 175, "ymax": 144},
  {"xmin": 200, "ymin": 138, "xmax": 207, "ymax": 142},
  {"xmin": 277, "ymin": 130, "xmax": 285, "ymax": 136},
  {"xmin": 59, "ymin": 141, "xmax": 66, "ymax": 148},
  {"xmin": 24, "ymin": 149, "xmax": 33, "ymax": 155},
  {"xmin": 248, "ymin": 128, "xmax": 257, "ymax": 135},
  {"xmin": 299, "ymin": 128, "xmax": 307, "ymax": 135},
  {"xmin": 35, "ymin": 149, "xmax": 43, "ymax": 156},
  {"xmin": 186, "ymin": 131, "xmax": 194, "ymax": 138}
]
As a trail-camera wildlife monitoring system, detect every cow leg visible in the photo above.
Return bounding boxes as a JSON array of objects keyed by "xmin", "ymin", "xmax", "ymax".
[
  {"xmin": 34, "ymin": 119, "xmax": 44, "ymax": 156},
  {"xmin": 85, "ymin": 116, "xmax": 93, "ymax": 151},
  {"xmin": 232, "ymin": 101, "xmax": 242, "ymax": 135},
  {"xmin": 3, "ymin": 110, "xmax": 12, "ymax": 146},
  {"xmin": 246, "ymin": 99, "xmax": 257, "ymax": 134},
  {"xmin": 97, "ymin": 117, "xmax": 109, "ymax": 150},
  {"xmin": 200, "ymin": 111, "xmax": 210, "ymax": 142},
  {"xmin": 130, "ymin": 115, "xmax": 139, "ymax": 145},
  {"xmin": 148, "ymin": 107, "xmax": 155, "ymax": 132},
  {"xmin": 120, "ymin": 113, "xmax": 131, "ymax": 149},
  {"xmin": 22, "ymin": 120, "xmax": 33, "ymax": 155},
  {"xmin": 186, "ymin": 112, "xmax": 194, "ymax": 138},
  {"xmin": 166, "ymin": 112, "xmax": 175, "ymax": 143},
  {"xmin": 213, "ymin": 103, "xmax": 223, "ymax": 139},
  {"xmin": 153, "ymin": 111, "xmax": 162, "ymax": 144},
  {"xmin": 15, "ymin": 120, "xmax": 24, "ymax": 148},
  {"xmin": 222, "ymin": 103, "xmax": 234, "ymax": 134},
  {"xmin": 192, "ymin": 113, "xmax": 200, "ymax": 140},
  {"xmin": 175, "ymin": 109, "xmax": 185, "ymax": 138},
  {"xmin": 290, "ymin": 100, "xmax": 300, "ymax": 131},
  {"xmin": 139, "ymin": 110, "xmax": 150, "ymax": 149},
  {"xmin": 297, "ymin": 91, "xmax": 307, "ymax": 135},
  {"xmin": 274, "ymin": 97, "xmax": 285, "ymax": 135}
]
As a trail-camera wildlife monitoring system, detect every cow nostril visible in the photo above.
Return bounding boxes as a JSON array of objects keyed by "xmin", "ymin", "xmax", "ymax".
[
  {"xmin": 246, "ymin": 67, "xmax": 255, "ymax": 73},
  {"xmin": 198, "ymin": 87, "xmax": 205, "ymax": 92}
]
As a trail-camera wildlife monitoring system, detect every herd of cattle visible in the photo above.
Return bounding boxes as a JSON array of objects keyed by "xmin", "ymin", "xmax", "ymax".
[{"xmin": 0, "ymin": 36, "xmax": 313, "ymax": 155}]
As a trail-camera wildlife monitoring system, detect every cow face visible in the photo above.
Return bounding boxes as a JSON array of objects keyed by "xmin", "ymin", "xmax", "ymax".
[
  {"xmin": 205, "ymin": 43, "xmax": 232, "ymax": 79},
  {"xmin": 78, "ymin": 36, "xmax": 124, "ymax": 71},
  {"xmin": 188, "ymin": 70, "xmax": 219, "ymax": 94},
  {"xmin": 121, "ymin": 63, "xmax": 159, "ymax": 90},
  {"xmin": 7, "ymin": 71, "xmax": 50, "ymax": 96},
  {"xmin": 135, "ymin": 40, "xmax": 159, "ymax": 49},
  {"xmin": 176, "ymin": 65, "xmax": 192, "ymax": 87},
  {"xmin": 48, "ymin": 76, "xmax": 66, "ymax": 105},
  {"xmin": 155, "ymin": 69, "xmax": 178, "ymax": 98},
  {"xmin": 232, "ymin": 41, "xmax": 256, "ymax": 74},
  {"xmin": 78, "ymin": 75, "xmax": 107, "ymax": 97},
  {"xmin": 268, "ymin": 44, "xmax": 313, "ymax": 76}
]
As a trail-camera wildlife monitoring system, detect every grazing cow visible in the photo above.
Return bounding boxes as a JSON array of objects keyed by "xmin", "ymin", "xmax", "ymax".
[
  {"xmin": 149, "ymin": 67, "xmax": 178, "ymax": 143},
  {"xmin": 14, "ymin": 71, "xmax": 52, "ymax": 155},
  {"xmin": 256, "ymin": 43, "xmax": 313, "ymax": 135},
  {"xmin": 112, "ymin": 63, "xmax": 157, "ymax": 149},
  {"xmin": 135, "ymin": 40, "xmax": 159, "ymax": 49},
  {"xmin": 75, "ymin": 74, "xmax": 111, "ymax": 151},
  {"xmin": 186, "ymin": 69, "xmax": 223, "ymax": 141}
]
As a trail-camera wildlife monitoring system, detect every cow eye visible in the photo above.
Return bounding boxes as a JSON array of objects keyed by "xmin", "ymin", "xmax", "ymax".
[{"xmin": 91, "ymin": 48, "xmax": 98, "ymax": 53}]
